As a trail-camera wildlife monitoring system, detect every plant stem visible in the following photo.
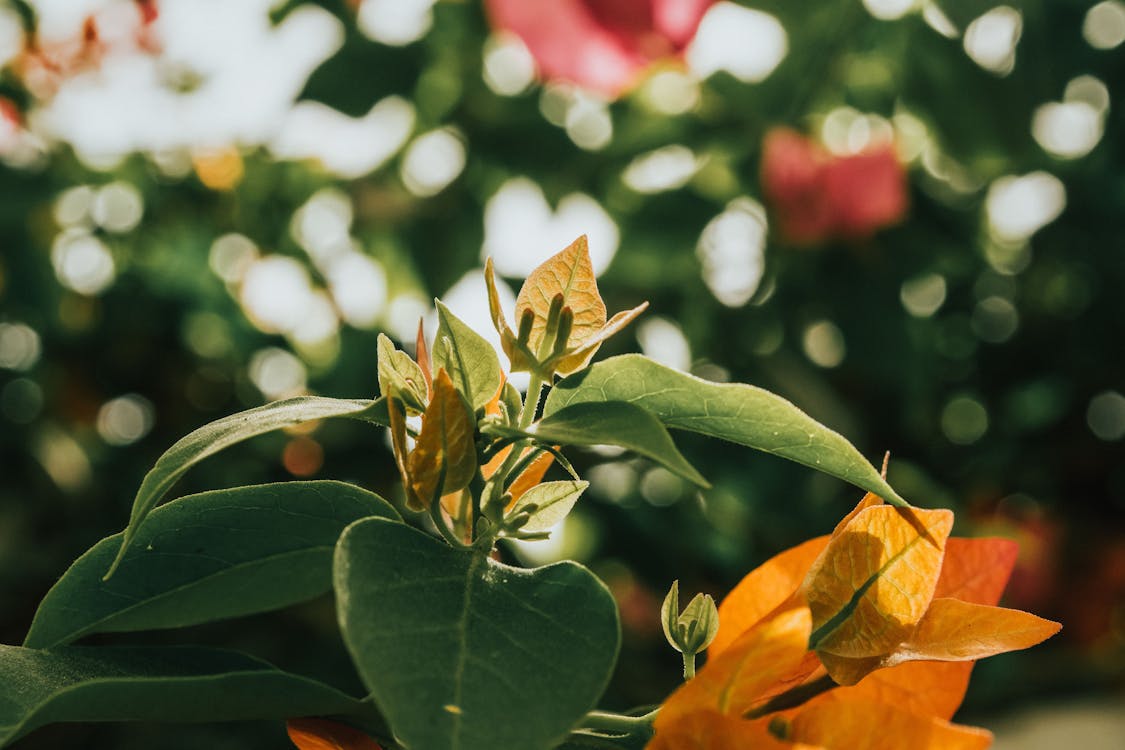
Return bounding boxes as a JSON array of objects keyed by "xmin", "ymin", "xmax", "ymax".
[
  {"xmin": 743, "ymin": 674, "xmax": 838, "ymax": 719},
  {"xmin": 579, "ymin": 708, "xmax": 659, "ymax": 734},
  {"xmin": 682, "ymin": 651, "xmax": 696, "ymax": 680}
]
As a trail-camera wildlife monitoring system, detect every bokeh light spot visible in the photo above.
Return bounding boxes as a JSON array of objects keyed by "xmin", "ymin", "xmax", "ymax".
[
  {"xmin": 687, "ymin": 3, "xmax": 787, "ymax": 83},
  {"xmin": 1087, "ymin": 391, "xmax": 1125, "ymax": 441},
  {"xmin": 97, "ymin": 394, "xmax": 155, "ymax": 446},
  {"xmin": 0, "ymin": 323, "xmax": 42, "ymax": 371},
  {"xmin": 941, "ymin": 395, "xmax": 989, "ymax": 445},
  {"xmin": 802, "ymin": 320, "xmax": 846, "ymax": 368},
  {"xmin": 1084, "ymin": 1, "xmax": 1125, "ymax": 49},
  {"xmin": 696, "ymin": 198, "xmax": 767, "ymax": 308},
  {"xmin": 249, "ymin": 347, "xmax": 307, "ymax": 400},
  {"xmin": 900, "ymin": 273, "xmax": 947, "ymax": 318},
  {"xmin": 401, "ymin": 128, "xmax": 467, "ymax": 197}
]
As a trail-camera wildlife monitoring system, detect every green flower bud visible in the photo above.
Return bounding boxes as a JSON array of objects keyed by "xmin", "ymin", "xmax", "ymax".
[{"xmin": 661, "ymin": 580, "xmax": 719, "ymax": 657}]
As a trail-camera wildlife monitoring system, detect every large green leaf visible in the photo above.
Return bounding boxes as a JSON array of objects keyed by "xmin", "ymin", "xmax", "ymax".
[
  {"xmin": 25, "ymin": 481, "xmax": 398, "ymax": 649},
  {"xmin": 543, "ymin": 355, "xmax": 906, "ymax": 506},
  {"xmin": 335, "ymin": 517, "xmax": 620, "ymax": 750},
  {"xmin": 529, "ymin": 401, "xmax": 710, "ymax": 488},
  {"xmin": 433, "ymin": 300, "xmax": 502, "ymax": 410},
  {"xmin": 0, "ymin": 645, "xmax": 367, "ymax": 746},
  {"xmin": 107, "ymin": 396, "xmax": 389, "ymax": 576}
]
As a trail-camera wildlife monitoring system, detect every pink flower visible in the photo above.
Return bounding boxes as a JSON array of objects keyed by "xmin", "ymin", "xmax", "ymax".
[
  {"xmin": 761, "ymin": 127, "xmax": 909, "ymax": 246},
  {"xmin": 485, "ymin": 0, "xmax": 714, "ymax": 98}
]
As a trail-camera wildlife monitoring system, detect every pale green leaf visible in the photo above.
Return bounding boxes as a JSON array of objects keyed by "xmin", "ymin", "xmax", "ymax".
[
  {"xmin": 509, "ymin": 480, "xmax": 588, "ymax": 533},
  {"xmin": 433, "ymin": 300, "xmax": 502, "ymax": 410},
  {"xmin": 544, "ymin": 355, "xmax": 905, "ymax": 505},
  {"xmin": 108, "ymin": 396, "xmax": 389, "ymax": 576},
  {"xmin": 530, "ymin": 401, "xmax": 709, "ymax": 488},
  {"xmin": 377, "ymin": 333, "xmax": 428, "ymax": 414}
]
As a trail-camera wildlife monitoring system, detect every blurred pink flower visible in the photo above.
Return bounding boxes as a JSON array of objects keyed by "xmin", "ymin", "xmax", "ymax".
[
  {"xmin": 761, "ymin": 127, "xmax": 908, "ymax": 246},
  {"xmin": 485, "ymin": 0, "xmax": 714, "ymax": 97}
]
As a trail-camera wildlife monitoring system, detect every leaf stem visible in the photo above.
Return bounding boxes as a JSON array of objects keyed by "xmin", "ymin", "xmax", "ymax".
[
  {"xmin": 682, "ymin": 651, "xmax": 696, "ymax": 680},
  {"xmin": 579, "ymin": 708, "xmax": 659, "ymax": 733}
]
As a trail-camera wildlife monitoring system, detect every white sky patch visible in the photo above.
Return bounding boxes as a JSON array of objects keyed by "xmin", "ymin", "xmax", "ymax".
[
  {"xmin": 963, "ymin": 6, "xmax": 1022, "ymax": 75},
  {"xmin": 696, "ymin": 198, "xmax": 767, "ymax": 308},
  {"xmin": 239, "ymin": 255, "xmax": 317, "ymax": 335},
  {"xmin": 270, "ymin": 97, "xmax": 415, "ymax": 179},
  {"xmin": 863, "ymin": 0, "xmax": 917, "ymax": 21},
  {"xmin": 51, "ymin": 230, "xmax": 115, "ymax": 295},
  {"xmin": 401, "ymin": 127, "xmax": 466, "ymax": 197},
  {"xmin": 482, "ymin": 177, "xmax": 619, "ymax": 277},
  {"xmin": 622, "ymin": 145, "xmax": 701, "ymax": 193},
  {"xmin": 687, "ymin": 2, "xmax": 787, "ymax": 84},
  {"xmin": 985, "ymin": 172, "xmax": 1066, "ymax": 243},
  {"xmin": 1084, "ymin": 1, "xmax": 1125, "ymax": 49},
  {"xmin": 357, "ymin": 0, "xmax": 436, "ymax": 46},
  {"xmin": 483, "ymin": 33, "xmax": 536, "ymax": 97},
  {"xmin": 32, "ymin": 2, "xmax": 344, "ymax": 167},
  {"xmin": 249, "ymin": 347, "xmax": 307, "ymax": 400},
  {"xmin": 636, "ymin": 317, "xmax": 691, "ymax": 372}
]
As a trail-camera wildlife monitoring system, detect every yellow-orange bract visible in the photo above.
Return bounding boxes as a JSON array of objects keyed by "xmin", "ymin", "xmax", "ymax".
[
  {"xmin": 286, "ymin": 718, "xmax": 382, "ymax": 750},
  {"xmin": 486, "ymin": 237, "xmax": 647, "ymax": 376},
  {"xmin": 646, "ymin": 492, "xmax": 1061, "ymax": 750}
]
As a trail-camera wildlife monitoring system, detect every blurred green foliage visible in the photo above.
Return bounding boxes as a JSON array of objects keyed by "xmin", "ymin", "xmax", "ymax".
[{"xmin": 1, "ymin": 0, "xmax": 1123, "ymax": 745}]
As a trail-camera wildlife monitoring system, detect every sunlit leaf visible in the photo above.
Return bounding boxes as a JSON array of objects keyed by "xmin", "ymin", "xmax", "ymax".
[
  {"xmin": 407, "ymin": 369, "xmax": 477, "ymax": 506},
  {"xmin": 509, "ymin": 480, "xmax": 588, "ymax": 533},
  {"xmin": 544, "ymin": 355, "xmax": 907, "ymax": 506},
  {"xmin": 107, "ymin": 396, "xmax": 389, "ymax": 577},
  {"xmin": 377, "ymin": 333, "xmax": 428, "ymax": 414},
  {"xmin": 287, "ymin": 718, "xmax": 383, "ymax": 750},
  {"xmin": 546, "ymin": 303, "xmax": 649, "ymax": 375},
  {"xmin": 515, "ymin": 235, "xmax": 606, "ymax": 370},
  {"xmin": 804, "ymin": 505, "xmax": 953, "ymax": 660},
  {"xmin": 530, "ymin": 401, "xmax": 709, "ymax": 487},
  {"xmin": 785, "ymin": 701, "xmax": 993, "ymax": 750},
  {"xmin": 485, "ymin": 257, "xmax": 533, "ymax": 372},
  {"xmin": 24, "ymin": 482, "xmax": 397, "ymax": 649},
  {"xmin": 712, "ymin": 536, "xmax": 829, "ymax": 657},
  {"xmin": 433, "ymin": 300, "xmax": 503, "ymax": 410}
]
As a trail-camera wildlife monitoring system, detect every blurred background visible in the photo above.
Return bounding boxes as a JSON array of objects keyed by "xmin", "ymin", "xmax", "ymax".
[{"xmin": 1, "ymin": 0, "xmax": 1123, "ymax": 747}]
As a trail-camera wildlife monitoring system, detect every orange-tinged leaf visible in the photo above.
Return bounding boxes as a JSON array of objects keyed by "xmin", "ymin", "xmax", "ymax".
[
  {"xmin": 415, "ymin": 319, "xmax": 433, "ymax": 398},
  {"xmin": 817, "ymin": 660, "xmax": 974, "ymax": 720},
  {"xmin": 515, "ymin": 235, "xmax": 606, "ymax": 362},
  {"xmin": 647, "ymin": 710, "xmax": 821, "ymax": 750},
  {"xmin": 286, "ymin": 718, "xmax": 382, "ymax": 750},
  {"xmin": 386, "ymin": 395, "xmax": 420, "ymax": 510},
  {"xmin": 804, "ymin": 505, "xmax": 954, "ymax": 659},
  {"xmin": 485, "ymin": 257, "xmax": 534, "ymax": 372},
  {"xmin": 656, "ymin": 606, "xmax": 813, "ymax": 727},
  {"xmin": 547, "ymin": 301, "xmax": 649, "ymax": 375},
  {"xmin": 934, "ymin": 537, "xmax": 1019, "ymax": 605},
  {"xmin": 713, "ymin": 536, "xmax": 829, "ymax": 657},
  {"xmin": 408, "ymin": 369, "xmax": 477, "ymax": 506},
  {"xmin": 892, "ymin": 598, "xmax": 1061, "ymax": 663},
  {"xmin": 787, "ymin": 701, "xmax": 993, "ymax": 750},
  {"xmin": 832, "ymin": 491, "xmax": 884, "ymax": 535},
  {"xmin": 507, "ymin": 450, "xmax": 554, "ymax": 502}
]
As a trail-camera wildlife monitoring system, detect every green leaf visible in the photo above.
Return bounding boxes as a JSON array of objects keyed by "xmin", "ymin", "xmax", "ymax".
[
  {"xmin": 510, "ymin": 480, "xmax": 588, "ymax": 533},
  {"xmin": 25, "ymin": 481, "xmax": 398, "ymax": 649},
  {"xmin": 530, "ymin": 401, "xmax": 710, "ymax": 488},
  {"xmin": 433, "ymin": 300, "xmax": 502, "ymax": 410},
  {"xmin": 107, "ymin": 396, "xmax": 389, "ymax": 577},
  {"xmin": 335, "ymin": 517, "xmax": 620, "ymax": 750},
  {"xmin": 544, "ymin": 355, "xmax": 905, "ymax": 506},
  {"xmin": 377, "ymin": 333, "xmax": 429, "ymax": 414},
  {"xmin": 0, "ymin": 645, "xmax": 367, "ymax": 746}
]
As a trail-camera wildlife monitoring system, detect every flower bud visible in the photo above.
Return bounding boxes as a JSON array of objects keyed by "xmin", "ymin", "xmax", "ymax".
[{"xmin": 661, "ymin": 580, "xmax": 719, "ymax": 656}]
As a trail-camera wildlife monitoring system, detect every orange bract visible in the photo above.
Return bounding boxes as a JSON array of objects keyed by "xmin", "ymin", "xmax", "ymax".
[
  {"xmin": 406, "ymin": 369, "xmax": 477, "ymax": 508},
  {"xmin": 286, "ymin": 718, "xmax": 382, "ymax": 750}
]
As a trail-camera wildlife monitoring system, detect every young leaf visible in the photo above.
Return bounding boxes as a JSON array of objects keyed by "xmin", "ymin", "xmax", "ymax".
[
  {"xmin": 287, "ymin": 718, "xmax": 384, "ymax": 750},
  {"xmin": 0, "ymin": 645, "xmax": 366, "ymax": 746},
  {"xmin": 107, "ymin": 396, "xmax": 389, "ymax": 577},
  {"xmin": 530, "ymin": 401, "xmax": 709, "ymax": 488},
  {"xmin": 334, "ymin": 517, "xmax": 620, "ymax": 750},
  {"xmin": 24, "ymin": 481, "xmax": 398, "ymax": 649},
  {"xmin": 407, "ymin": 369, "xmax": 477, "ymax": 506},
  {"xmin": 544, "ymin": 355, "xmax": 907, "ymax": 506},
  {"xmin": 508, "ymin": 480, "xmax": 588, "ymax": 533},
  {"xmin": 515, "ymin": 235, "xmax": 607, "ymax": 369},
  {"xmin": 377, "ymin": 333, "xmax": 428, "ymax": 414},
  {"xmin": 804, "ymin": 505, "xmax": 954, "ymax": 659},
  {"xmin": 433, "ymin": 301, "xmax": 503, "ymax": 410},
  {"xmin": 485, "ymin": 257, "xmax": 533, "ymax": 372}
]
